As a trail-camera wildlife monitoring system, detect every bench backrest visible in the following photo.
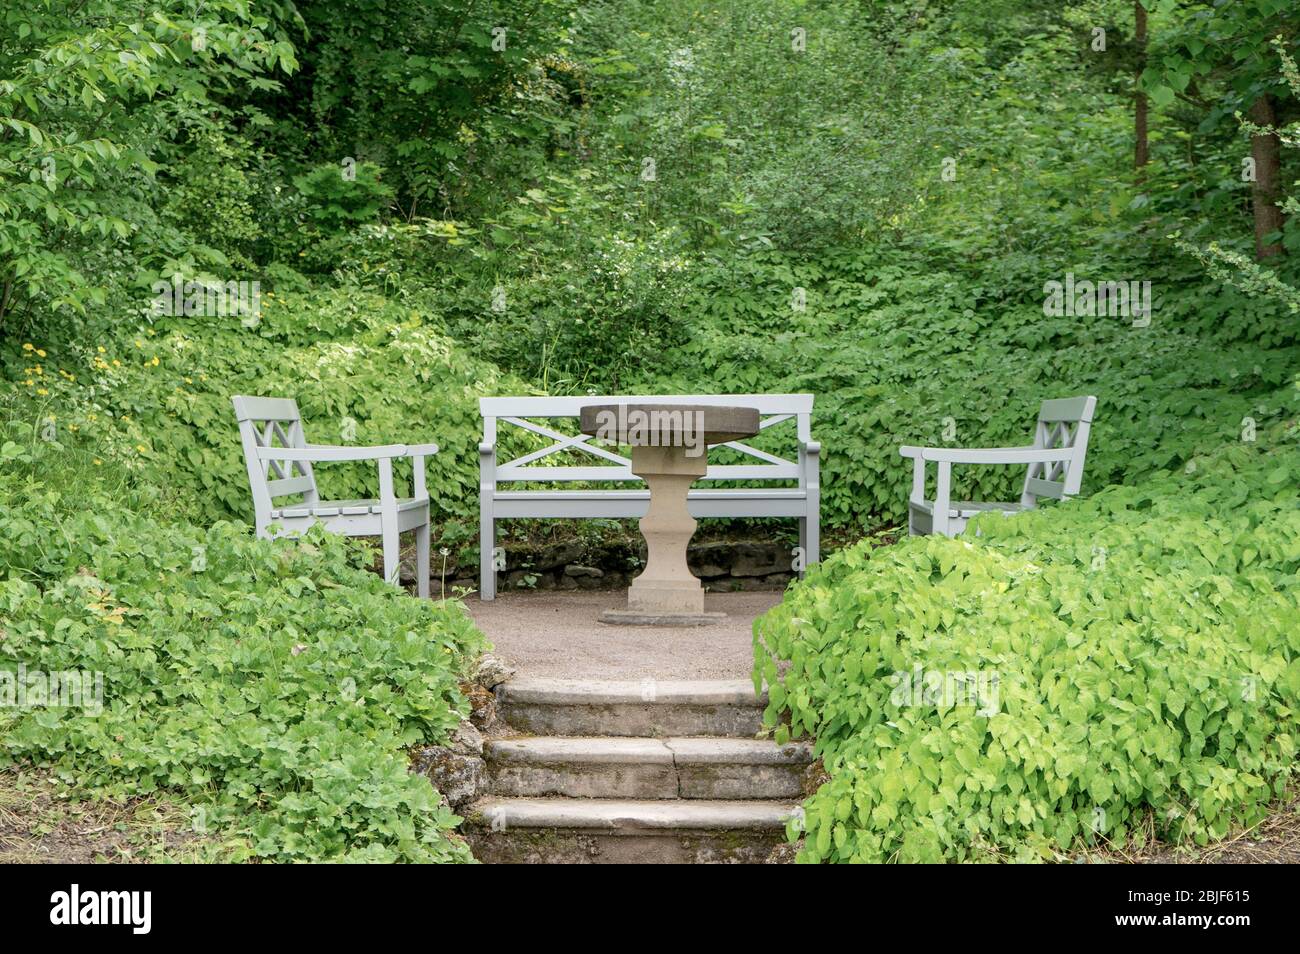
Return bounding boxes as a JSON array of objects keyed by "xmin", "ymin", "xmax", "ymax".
[
  {"xmin": 1021, "ymin": 395, "xmax": 1097, "ymax": 504},
  {"xmin": 232, "ymin": 395, "xmax": 319, "ymax": 524},
  {"xmin": 480, "ymin": 394, "xmax": 814, "ymax": 484}
]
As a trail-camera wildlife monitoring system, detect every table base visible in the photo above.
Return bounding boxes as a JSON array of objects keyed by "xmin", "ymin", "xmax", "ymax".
[{"xmin": 598, "ymin": 610, "xmax": 727, "ymax": 627}]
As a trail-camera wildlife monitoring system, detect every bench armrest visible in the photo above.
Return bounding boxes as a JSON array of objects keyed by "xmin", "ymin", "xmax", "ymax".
[
  {"xmin": 405, "ymin": 442, "xmax": 439, "ymax": 457},
  {"xmin": 260, "ymin": 444, "xmax": 407, "ymax": 462}
]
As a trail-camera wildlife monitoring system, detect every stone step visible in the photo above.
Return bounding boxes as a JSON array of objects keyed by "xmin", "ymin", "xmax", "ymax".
[
  {"xmin": 486, "ymin": 736, "xmax": 812, "ymax": 799},
  {"xmin": 496, "ymin": 677, "xmax": 768, "ymax": 737},
  {"xmin": 465, "ymin": 797, "xmax": 798, "ymax": 864}
]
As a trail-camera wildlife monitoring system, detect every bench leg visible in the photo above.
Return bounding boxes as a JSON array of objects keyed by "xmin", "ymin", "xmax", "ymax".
[
  {"xmin": 480, "ymin": 512, "xmax": 495, "ymax": 601},
  {"xmin": 805, "ymin": 512, "xmax": 819, "ymax": 569},
  {"xmin": 415, "ymin": 515, "xmax": 430, "ymax": 599}
]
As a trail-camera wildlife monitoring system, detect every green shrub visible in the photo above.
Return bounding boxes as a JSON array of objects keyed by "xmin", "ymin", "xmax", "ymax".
[
  {"xmin": 0, "ymin": 422, "xmax": 486, "ymax": 862},
  {"xmin": 630, "ymin": 245, "xmax": 1300, "ymax": 530},
  {"xmin": 1, "ymin": 286, "xmax": 530, "ymax": 528},
  {"xmin": 293, "ymin": 161, "xmax": 395, "ymax": 232},
  {"xmin": 754, "ymin": 411, "xmax": 1300, "ymax": 862},
  {"xmin": 161, "ymin": 123, "xmax": 265, "ymax": 269}
]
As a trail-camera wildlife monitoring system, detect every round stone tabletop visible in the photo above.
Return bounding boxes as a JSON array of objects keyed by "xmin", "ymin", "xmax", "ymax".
[{"xmin": 578, "ymin": 403, "xmax": 760, "ymax": 446}]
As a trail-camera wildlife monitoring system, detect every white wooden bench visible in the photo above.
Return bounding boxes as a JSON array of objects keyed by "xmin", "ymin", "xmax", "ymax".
[
  {"xmin": 478, "ymin": 394, "xmax": 820, "ymax": 600},
  {"xmin": 899, "ymin": 395, "xmax": 1097, "ymax": 537},
  {"xmin": 233, "ymin": 395, "xmax": 439, "ymax": 596}
]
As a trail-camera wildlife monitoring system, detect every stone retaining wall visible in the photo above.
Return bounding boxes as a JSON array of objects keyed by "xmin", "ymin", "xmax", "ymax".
[{"xmin": 406, "ymin": 538, "xmax": 800, "ymax": 595}]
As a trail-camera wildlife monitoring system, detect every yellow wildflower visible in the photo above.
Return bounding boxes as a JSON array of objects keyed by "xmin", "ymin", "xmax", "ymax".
[
  {"xmin": 36, "ymin": 388, "xmax": 48, "ymax": 395},
  {"xmin": 36, "ymin": 349, "xmax": 46, "ymax": 357},
  {"xmin": 97, "ymin": 346, "xmax": 106, "ymax": 353},
  {"xmin": 136, "ymin": 444, "xmax": 147, "ymax": 454},
  {"xmin": 22, "ymin": 342, "xmax": 34, "ymax": 351}
]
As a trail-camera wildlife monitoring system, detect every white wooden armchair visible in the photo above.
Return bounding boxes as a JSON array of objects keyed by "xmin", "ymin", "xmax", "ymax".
[
  {"xmin": 232, "ymin": 396, "xmax": 438, "ymax": 596},
  {"xmin": 899, "ymin": 396, "xmax": 1097, "ymax": 537}
]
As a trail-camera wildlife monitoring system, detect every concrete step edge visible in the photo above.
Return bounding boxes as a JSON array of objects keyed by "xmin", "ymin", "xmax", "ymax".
[
  {"xmin": 497, "ymin": 677, "xmax": 767, "ymax": 707},
  {"xmin": 468, "ymin": 797, "xmax": 799, "ymax": 831},
  {"xmin": 486, "ymin": 736, "xmax": 812, "ymax": 766}
]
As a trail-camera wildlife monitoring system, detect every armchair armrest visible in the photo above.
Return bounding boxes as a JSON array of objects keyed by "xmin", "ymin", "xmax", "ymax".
[
  {"xmin": 259, "ymin": 444, "xmax": 407, "ymax": 462},
  {"xmin": 899, "ymin": 445, "xmax": 1074, "ymax": 465},
  {"xmin": 799, "ymin": 439, "xmax": 820, "ymax": 492}
]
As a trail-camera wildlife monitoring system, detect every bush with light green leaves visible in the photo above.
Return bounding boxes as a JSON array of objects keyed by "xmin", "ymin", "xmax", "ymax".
[
  {"xmin": 0, "ymin": 423, "xmax": 486, "ymax": 862},
  {"xmin": 754, "ymin": 407, "xmax": 1300, "ymax": 863}
]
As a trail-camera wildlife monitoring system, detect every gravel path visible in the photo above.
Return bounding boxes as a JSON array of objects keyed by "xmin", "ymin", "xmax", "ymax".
[{"xmin": 464, "ymin": 590, "xmax": 784, "ymax": 680}]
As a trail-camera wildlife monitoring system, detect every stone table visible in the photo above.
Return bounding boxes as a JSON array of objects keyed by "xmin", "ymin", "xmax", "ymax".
[{"xmin": 579, "ymin": 403, "xmax": 760, "ymax": 625}]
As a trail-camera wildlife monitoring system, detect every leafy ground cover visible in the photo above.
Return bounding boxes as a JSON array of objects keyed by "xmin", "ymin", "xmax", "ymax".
[
  {"xmin": 0, "ymin": 422, "xmax": 485, "ymax": 862},
  {"xmin": 755, "ymin": 409, "xmax": 1300, "ymax": 862}
]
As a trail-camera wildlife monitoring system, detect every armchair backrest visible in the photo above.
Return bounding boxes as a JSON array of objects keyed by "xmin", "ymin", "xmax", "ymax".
[
  {"xmin": 1021, "ymin": 396, "xmax": 1097, "ymax": 506},
  {"xmin": 232, "ymin": 395, "xmax": 319, "ymax": 529}
]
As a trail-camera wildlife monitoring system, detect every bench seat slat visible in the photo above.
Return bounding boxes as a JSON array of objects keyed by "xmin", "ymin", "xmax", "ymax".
[
  {"xmin": 272, "ymin": 497, "xmax": 427, "ymax": 519},
  {"xmin": 909, "ymin": 500, "xmax": 1026, "ymax": 518},
  {"xmin": 493, "ymin": 488, "xmax": 809, "ymax": 519}
]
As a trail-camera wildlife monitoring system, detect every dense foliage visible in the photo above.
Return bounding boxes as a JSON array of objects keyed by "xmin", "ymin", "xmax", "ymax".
[
  {"xmin": 5, "ymin": 286, "xmax": 528, "ymax": 526},
  {"xmin": 0, "ymin": 423, "xmax": 484, "ymax": 862},
  {"xmin": 755, "ymin": 410, "xmax": 1300, "ymax": 862},
  {"xmin": 2, "ymin": 0, "xmax": 1299, "ymax": 862}
]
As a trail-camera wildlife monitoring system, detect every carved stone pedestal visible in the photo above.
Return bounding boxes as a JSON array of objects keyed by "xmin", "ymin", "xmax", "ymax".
[{"xmin": 578, "ymin": 403, "xmax": 759, "ymax": 627}]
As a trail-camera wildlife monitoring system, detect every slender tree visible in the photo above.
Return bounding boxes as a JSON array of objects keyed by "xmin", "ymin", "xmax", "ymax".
[
  {"xmin": 1135, "ymin": 1, "xmax": 1149, "ymax": 174},
  {"xmin": 1247, "ymin": 94, "xmax": 1285, "ymax": 259}
]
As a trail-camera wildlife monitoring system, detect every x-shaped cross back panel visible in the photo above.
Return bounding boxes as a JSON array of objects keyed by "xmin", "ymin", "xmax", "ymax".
[
  {"xmin": 497, "ymin": 412, "xmax": 799, "ymax": 471},
  {"xmin": 256, "ymin": 419, "xmax": 309, "ymax": 481}
]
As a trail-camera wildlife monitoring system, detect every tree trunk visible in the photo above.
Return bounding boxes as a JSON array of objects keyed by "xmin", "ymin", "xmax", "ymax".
[
  {"xmin": 0, "ymin": 275, "xmax": 12, "ymax": 327},
  {"xmin": 1248, "ymin": 94, "xmax": 1285, "ymax": 260},
  {"xmin": 1134, "ymin": 1, "xmax": 1149, "ymax": 174}
]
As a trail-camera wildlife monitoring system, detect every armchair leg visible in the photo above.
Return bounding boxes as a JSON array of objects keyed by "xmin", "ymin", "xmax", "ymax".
[
  {"xmin": 480, "ymin": 515, "xmax": 496, "ymax": 601},
  {"xmin": 381, "ymin": 517, "xmax": 400, "ymax": 588},
  {"xmin": 415, "ymin": 516, "xmax": 430, "ymax": 599},
  {"xmin": 797, "ymin": 517, "xmax": 808, "ymax": 577}
]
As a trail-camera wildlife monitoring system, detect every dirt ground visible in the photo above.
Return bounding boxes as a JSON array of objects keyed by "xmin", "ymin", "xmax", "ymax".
[
  {"xmin": 0, "ymin": 767, "xmax": 214, "ymax": 863},
  {"xmin": 1089, "ymin": 796, "xmax": 1300, "ymax": 864},
  {"xmin": 464, "ymin": 589, "xmax": 783, "ymax": 680}
]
